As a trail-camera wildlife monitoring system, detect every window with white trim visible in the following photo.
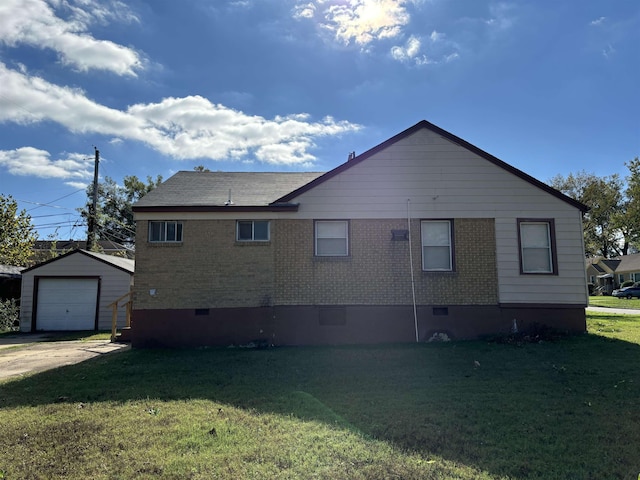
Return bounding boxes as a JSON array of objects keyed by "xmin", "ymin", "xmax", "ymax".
[
  {"xmin": 237, "ymin": 220, "xmax": 270, "ymax": 241},
  {"xmin": 619, "ymin": 274, "xmax": 625, "ymax": 284},
  {"xmin": 518, "ymin": 220, "xmax": 556, "ymax": 274},
  {"xmin": 149, "ymin": 221, "xmax": 183, "ymax": 242},
  {"xmin": 421, "ymin": 220, "xmax": 453, "ymax": 271},
  {"xmin": 315, "ymin": 220, "xmax": 348, "ymax": 256},
  {"xmin": 632, "ymin": 272, "xmax": 640, "ymax": 282}
]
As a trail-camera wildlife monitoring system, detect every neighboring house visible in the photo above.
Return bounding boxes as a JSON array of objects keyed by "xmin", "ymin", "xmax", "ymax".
[
  {"xmin": 20, "ymin": 249, "xmax": 134, "ymax": 332},
  {"xmin": 615, "ymin": 254, "xmax": 640, "ymax": 284},
  {"xmin": 32, "ymin": 239, "xmax": 134, "ymax": 263},
  {"xmin": 131, "ymin": 120, "xmax": 589, "ymax": 348},
  {"xmin": 588, "ymin": 254, "xmax": 640, "ymax": 293}
]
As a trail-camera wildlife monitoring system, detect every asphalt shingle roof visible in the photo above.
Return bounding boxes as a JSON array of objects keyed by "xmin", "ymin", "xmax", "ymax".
[
  {"xmin": 22, "ymin": 249, "xmax": 134, "ymax": 274},
  {"xmin": 614, "ymin": 253, "xmax": 640, "ymax": 272},
  {"xmin": 81, "ymin": 250, "xmax": 135, "ymax": 273},
  {"xmin": 601, "ymin": 259, "xmax": 621, "ymax": 271},
  {"xmin": 134, "ymin": 171, "xmax": 325, "ymax": 208}
]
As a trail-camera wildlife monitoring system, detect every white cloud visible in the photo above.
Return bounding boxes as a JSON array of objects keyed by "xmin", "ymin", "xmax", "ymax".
[
  {"xmin": 293, "ymin": 2, "xmax": 316, "ymax": 19},
  {"xmin": 391, "ymin": 35, "xmax": 427, "ymax": 63},
  {"xmin": 0, "ymin": 147, "xmax": 93, "ymax": 183},
  {"xmin": 294, "ymin": 0, "xmax": 414, "ymax": 46},
  {"xmin": 390, "ymin": 31, "xmax": 459, "ymax": 66},
  {"xmin": 602, "ymin": 44, "xmax": 616, "ymax": 58},
  {"xmin": 0, "ymin": 0, "xmax": 142, "ymax": 75},
  {"xmin": 429, "ymin": 30, "xmax": 442, "ymax": 42},
  {"xmin": 0, "ymin": 62, "xmax": 143, "ymax": 133},
  {"xmin": 589, "ymin": 17, "xmax": 606, "ymax": 26},
  {"xmin": 485, "ymin": 2, "xmax": 515, "ymax": 31},
  {"xmin": 444, "ymin": 52, "xmax": 459, "ymax": 62},
  {"xmin": 0, "ymin": 63, "xmax": 362, "ymax": 167}
]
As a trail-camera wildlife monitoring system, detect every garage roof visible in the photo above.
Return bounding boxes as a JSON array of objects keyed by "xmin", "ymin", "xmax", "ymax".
[{"xmin": 22, "ymin": 249, "xmax": 134, "ymax": 274}]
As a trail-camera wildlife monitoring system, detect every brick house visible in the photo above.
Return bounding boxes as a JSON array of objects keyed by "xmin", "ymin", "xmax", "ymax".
[{"xmin": 131, "ymin": 120, "xmax": 589, "ymax": 347}]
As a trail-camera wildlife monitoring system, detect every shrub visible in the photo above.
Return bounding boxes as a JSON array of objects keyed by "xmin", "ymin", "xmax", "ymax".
[
  {"xmin": 0, "ymin": 298, "xmax": 19, "ymax": 332},
  {"xmin": 621, "ymin": 280, "xmax": 634, "ymax": 288}
]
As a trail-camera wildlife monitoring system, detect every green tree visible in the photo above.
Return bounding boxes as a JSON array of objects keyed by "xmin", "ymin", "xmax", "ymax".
[
  {"xmin": 550, "ymin": 171, "xmax": 623, "ymax": 257},
  {"xmin": 0, "ymin": 195, "xmax": 37, "ymax": 266},
  {"xmin": 81, "ymin": 175, "xmax": 162, "ymax": 248},
  {"xmin": 620, "ymin": 157, "xmax": 640, "ymax": 253}
]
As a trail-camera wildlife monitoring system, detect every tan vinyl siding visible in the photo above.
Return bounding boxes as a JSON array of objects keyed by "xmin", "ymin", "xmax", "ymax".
[
  {"xmin": 287, "ymin": 130, "xmax": 576, "ymax": 219},
  {"xmin": 495, "ymin": 211, "xmax": 587, "ymax": 304}
]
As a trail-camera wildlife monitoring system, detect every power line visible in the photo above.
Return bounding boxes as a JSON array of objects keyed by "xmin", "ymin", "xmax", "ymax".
[
  {"xmin": 24, "ymin": 188, "xmax": 86, "ymax": 212},
  {"xmin": 36, "ymin": 222, "xmax": 83, "ymax": 230},
  {"xmin": 30, "ymin": 213, "xmax": 79, "ymax": 219}
]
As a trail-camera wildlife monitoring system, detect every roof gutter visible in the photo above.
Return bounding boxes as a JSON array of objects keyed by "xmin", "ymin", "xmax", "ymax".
[{"xmin": 132, "ymin": 203, "xmax": 300, "ymax": 213}]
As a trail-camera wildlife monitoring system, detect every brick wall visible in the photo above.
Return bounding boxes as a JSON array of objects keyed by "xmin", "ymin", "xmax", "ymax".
[
  {"xmin": 134, "ymin": 219, "xmax": 275, "ymax": 309},
  {"xmin": 134, "ymin": 217, "xmax": 497, "ymax": 310},
  {"xmin": 417, "ymin": 218, "xmax": 498, "ymax": 305},
  {"xmin": 274, "ymin": 218, "xmax": 497, "ymax": 306}
]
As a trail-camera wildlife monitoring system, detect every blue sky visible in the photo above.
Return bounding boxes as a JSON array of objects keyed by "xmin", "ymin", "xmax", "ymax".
[{"xmin": 0, "ymin": 0, "xmax": 638, "ymax": 241}]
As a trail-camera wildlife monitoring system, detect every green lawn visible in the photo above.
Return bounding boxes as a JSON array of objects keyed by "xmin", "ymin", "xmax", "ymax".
[
  {"xmin": 0, "ymin": 314, "xmax": 639, "ymax": 480},
  {"xmin": 589, "ymin": 295, "xmax": 640, "ymax": 309}
]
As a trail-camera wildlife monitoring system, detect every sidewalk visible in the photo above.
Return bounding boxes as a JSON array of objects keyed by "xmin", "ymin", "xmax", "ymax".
[{"xmin": 586, "ymin": 306, "xmax": 640, "ymax": 315}]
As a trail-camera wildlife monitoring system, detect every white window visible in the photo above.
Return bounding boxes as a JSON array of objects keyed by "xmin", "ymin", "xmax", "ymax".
[
  {"xmin": 519, "ymin": 220, "xmax": 556, "ymax": 274},
  {"xmin": 421, "ymin": 220, "xmax": 453, "ymax": 271},
  {"xmin": 237, "ymin": 220, "xmax": 270, "ymax": 241},
  {"xmin": 619, "ymin": 274, "xmax": 625, "ymax": 284},
  {"xmin": 315, "ymin": 220, "xmax": 348, "ymax": 256},
  {"xmin": 149, "ymin": 221, "xmax": 183, "ymax": 242},
  {"xmin": 633, "ymin": 273, "xmax": 640, "ymax": 282}
]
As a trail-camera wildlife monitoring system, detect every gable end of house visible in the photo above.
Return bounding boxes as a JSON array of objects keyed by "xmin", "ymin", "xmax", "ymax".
[{"xmin": 274, "ymin": 120, "xmax": 588, "ymax": 213}]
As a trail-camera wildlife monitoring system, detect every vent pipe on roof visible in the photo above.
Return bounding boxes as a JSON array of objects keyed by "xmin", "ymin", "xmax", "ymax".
[
  {"xmin": 224, "ymin": 189, "xmax": 234, "ymax": 206},
  {"xmin": 347, "ymin": 151, "xmax": 356, "ymax": 161}
]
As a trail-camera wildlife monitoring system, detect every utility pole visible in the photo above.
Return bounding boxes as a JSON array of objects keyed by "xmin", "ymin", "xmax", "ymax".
[{"xmin": 86, "ymin": 147, "xmax": 99, "ymax": 251}]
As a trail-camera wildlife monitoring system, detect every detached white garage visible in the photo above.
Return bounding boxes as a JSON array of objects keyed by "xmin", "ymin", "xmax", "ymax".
[{"xmin": 20, "ymin": 250, "xmax": 134, "ymax": 332}]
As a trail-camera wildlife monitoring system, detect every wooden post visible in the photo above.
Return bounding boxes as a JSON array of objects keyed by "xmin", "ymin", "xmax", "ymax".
[
  {"xmin": 109, "ymin": 290, "xmax": 133, "ymax": 342},
  {"xmin": 110, "ymin": 302, "xmax": 118, "ymax": 342}
]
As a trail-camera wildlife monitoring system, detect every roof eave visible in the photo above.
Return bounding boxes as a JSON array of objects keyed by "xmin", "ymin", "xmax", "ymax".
[{"xmin": 133, "ymin": 204, "xmax": 300, "ymax": 213}]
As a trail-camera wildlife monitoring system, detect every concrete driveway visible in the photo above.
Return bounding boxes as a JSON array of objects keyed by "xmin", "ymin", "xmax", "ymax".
[{"xmin": 0, "ymin": 334, "xmax": 130, "ymax": 380}]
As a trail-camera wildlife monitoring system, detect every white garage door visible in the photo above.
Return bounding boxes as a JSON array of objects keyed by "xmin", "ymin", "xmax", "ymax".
[{"xmin": 36, "ymin": 278, "xmax": 99, "ymax": 331}]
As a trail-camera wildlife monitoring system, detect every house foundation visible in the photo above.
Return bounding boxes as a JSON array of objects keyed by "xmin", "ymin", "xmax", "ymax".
[{"xmin": 130, "ymin": 304, "xmax": 586, "ymax": 348}]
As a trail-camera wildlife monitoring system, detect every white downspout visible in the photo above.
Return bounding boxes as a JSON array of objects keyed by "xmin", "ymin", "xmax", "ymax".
[{"xmin": 407, "ymin": 199, "xmax": 419, "ymax": 342}]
